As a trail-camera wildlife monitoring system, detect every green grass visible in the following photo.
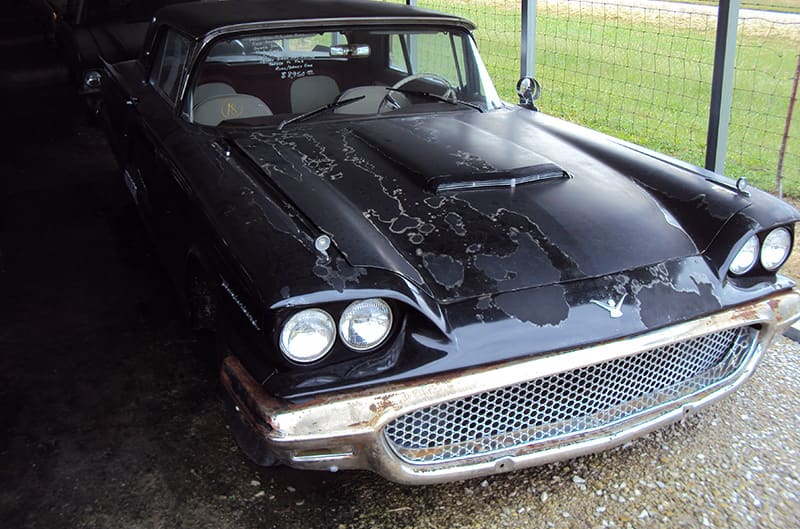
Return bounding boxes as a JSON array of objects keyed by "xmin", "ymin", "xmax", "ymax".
[{"xmin": 414, "ymin": 0, "xmax": 800, "ymax": 196}]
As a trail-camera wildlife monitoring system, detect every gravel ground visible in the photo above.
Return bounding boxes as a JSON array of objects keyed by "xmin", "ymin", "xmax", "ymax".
[{"xmin": 335, "ymin": 337, "xmax": 800, "ymax": 529}]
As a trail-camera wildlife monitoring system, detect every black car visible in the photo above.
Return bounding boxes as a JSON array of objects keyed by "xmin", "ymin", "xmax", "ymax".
[
  {"xmin": 101, "ymin": 0, "xmax": 800, "ymax": 484},
  {"xmin": 54, "ymin": 0, "xmax": 188, "ymax": 110}
]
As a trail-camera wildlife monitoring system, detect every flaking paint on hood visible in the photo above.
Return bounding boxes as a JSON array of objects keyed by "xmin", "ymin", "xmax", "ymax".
[{"xmin": 233, "ymin": 108, "xmax": 748, "ymax": 303}]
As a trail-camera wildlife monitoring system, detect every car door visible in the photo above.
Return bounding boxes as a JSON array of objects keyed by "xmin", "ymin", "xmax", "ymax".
[{"xmin": 124, "ymin": 26, "xmax": 197, "ymax": 279}]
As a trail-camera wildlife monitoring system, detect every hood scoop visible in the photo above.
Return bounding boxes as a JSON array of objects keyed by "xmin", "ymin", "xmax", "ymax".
[
  {"xmin": 352, "ymin": 117, "xmax": 569, "ymax": 194},
  {"xmin": 431, "ymin": 162, "xmax": 568, "ymax": 193}
]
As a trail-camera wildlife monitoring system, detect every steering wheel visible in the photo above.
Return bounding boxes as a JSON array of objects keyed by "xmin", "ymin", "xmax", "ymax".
[{"xmin": 378, "ymin": 73, "xmax": 457, "ymax": 113}]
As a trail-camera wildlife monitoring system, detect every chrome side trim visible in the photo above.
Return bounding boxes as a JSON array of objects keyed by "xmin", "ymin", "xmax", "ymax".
[
  {"xmin": 123, "ymin": 168, "xmax": 139, "ymax": 203},
  {"xmin": 221, "ymin": 279, "xmax": 261, "ymax": 331},
  {"xmin": 221, "ymin": 290, "xmax": 800, "ymax": 484}
]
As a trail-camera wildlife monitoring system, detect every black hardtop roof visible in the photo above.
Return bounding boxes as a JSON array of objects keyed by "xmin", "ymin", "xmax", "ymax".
[{"xmin": 156, "ymin": 0, "xmax": 475, "ymax": 38}]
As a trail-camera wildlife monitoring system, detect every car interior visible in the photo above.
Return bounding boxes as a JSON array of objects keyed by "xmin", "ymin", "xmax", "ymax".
[{"xmin": 185, "ymin": 29, "xmax": 478, "ymax": 126}]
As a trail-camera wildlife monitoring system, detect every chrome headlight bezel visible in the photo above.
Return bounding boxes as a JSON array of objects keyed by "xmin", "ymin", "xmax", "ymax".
[
  {"xmin": 760, "ymin": 227, "xmax": 792, "ymax": 271},
  {"xmin": 338, "ymin": 298, "xmax": 393, "ymax": 352},
  {"xmin": 279, "ymin": 308, "xmax": 336, "ymax": 364},
  {"xmin": 729, "ymin": 234, "xmax": 760, "ymax": 276}
]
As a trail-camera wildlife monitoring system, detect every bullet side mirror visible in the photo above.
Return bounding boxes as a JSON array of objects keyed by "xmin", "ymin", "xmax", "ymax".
[{"xmin": 516, "ymin": 77, "xmax": 541, "ymax": 110}]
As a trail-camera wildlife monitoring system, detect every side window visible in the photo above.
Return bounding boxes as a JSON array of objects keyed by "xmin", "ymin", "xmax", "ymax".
[
  {"xmin": 388, "ymin": 33, "xmax": 467, "ymax": 89},
  {"xmin": 149, "ymin": 29, "xmax": 191, "ymax": 104},
  {"xmin": 416, "ymin": 34, "xmax": 461, "ymax": 88},
  {"xmin": 389, "ymin": 34, "xmax": 408, "ymax": 73}
]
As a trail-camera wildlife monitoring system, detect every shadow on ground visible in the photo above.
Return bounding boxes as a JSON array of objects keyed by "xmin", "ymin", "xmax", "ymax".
[{"xmin": 0, "ymin": 27, "xmax": 383, "ymax": 525}]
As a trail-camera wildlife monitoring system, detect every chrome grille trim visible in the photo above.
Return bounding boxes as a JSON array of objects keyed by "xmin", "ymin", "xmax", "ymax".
[{"xmin": 384, "ymin": 326, "xmax": 759, "ymax": 464}]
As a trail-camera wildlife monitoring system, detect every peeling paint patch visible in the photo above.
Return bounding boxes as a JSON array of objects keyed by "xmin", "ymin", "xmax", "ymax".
[
  {"xmin": 408, "ymin": 233, "xmax": 424, "ymax": 245},
  {"xmin": 312, "ymin": 257, "xmax": 367, "ymax": 292},
  {"xmin": 494, "ymin": 285, "xmax": 569, "ymax": 326},
  {"xmin": 449, "ymin": 149, "xmax": 496, "ymax": 172},
  {"xmin": 444, "ymin": 212, "xmax": 467, "ymax": 236},
  {"xmin": 466, "ymin": 243, "xmax": 482, "ymax": 254},
  {"xmin": 474, "ymin": 231, "xmax": 560, "ymax": 287},
  {"xmin": 424, "ymin": 196, "xmax": 446, "ymax": 209},
  {"xmin": 419, "ymin": 223, "xmax": 436, "ymax": 235},
  {"xmin": 422, "ymin": 253, "xmax": 465, "ymax": 289},
  {"xmin": 389, "ymin": 214, "xmax": 421, "ymax": 234},
  {"xmin": 637, "ymin": 281, "xmax": 720, "ymax": 327}
]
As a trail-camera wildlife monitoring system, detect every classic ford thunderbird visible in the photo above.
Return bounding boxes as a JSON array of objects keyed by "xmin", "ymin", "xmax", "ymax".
[{"xmin": 101, "ymin": 0, "xmax": 800, "ymax": 484}]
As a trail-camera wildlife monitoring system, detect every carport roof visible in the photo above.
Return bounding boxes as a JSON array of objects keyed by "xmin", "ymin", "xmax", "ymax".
[{"xmin": 156, "ymin": 0, "xmax": 476, "ymax": 38}]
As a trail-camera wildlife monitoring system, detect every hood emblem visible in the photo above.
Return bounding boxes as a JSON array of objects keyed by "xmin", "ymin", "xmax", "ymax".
[{"xmin": 590, "ymin": 294, "xmax": 627, "ymax": 318}]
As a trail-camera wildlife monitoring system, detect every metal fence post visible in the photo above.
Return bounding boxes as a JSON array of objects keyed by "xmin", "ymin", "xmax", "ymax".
[
  {"xmin": 521, "ymin": 0, "xmax": 536, "ymax": 78},
  {"xmin": 776, "ymin": 52, "xmax": 800, "ymax": 199},
  {"xmin": 705, "ymin": 0, "xmax": 740, "ymax": 174}
]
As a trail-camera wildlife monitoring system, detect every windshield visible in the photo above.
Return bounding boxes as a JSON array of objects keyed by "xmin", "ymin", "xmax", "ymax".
[{"xmin": 187, "ymin": 27, "xmax": 502, "ymax": 127}]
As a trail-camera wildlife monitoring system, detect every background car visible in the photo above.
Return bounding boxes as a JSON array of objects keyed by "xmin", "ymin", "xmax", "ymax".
[
  {"xmin": 54, "ymin": 0, "xmax": 190, "ymax": 112},
  {"xmin": 100, "ymin": 0, "xmax": 800, "ymax": 484}
]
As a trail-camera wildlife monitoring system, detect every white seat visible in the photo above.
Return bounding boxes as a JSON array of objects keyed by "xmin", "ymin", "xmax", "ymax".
[
  {"xmin": 290, "ymin": 75, "xmax": 340, "ymax": 113},
  {"xmin": 334, "ymin": 85, "xmax": 409, "ymax": 114},
  {"xmin": 193, "ymin": 94, "xmax": 272, "ymax": 126},
  {"xmin": 193, "ymin": 82, "xmax": 236, "ymax": 107}
]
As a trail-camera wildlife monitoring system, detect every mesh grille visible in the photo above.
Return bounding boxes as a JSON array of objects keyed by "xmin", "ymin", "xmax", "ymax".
[{"xmin": 384, "ymin": 326, "xmax": 757, "ymax": 464}]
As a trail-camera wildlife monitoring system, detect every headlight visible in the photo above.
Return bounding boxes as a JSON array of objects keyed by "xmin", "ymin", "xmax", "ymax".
[
  {"xmin": 761, "ymin": 227, "xmax": 792, "ymax": 271},
  {"xmin": 729, "ymin": 235, "xmax": 760, "ymax": 275},
  {"xmin": 279, "ymin": 308, "xmax": 335, "ymax": 363},
  {"xmin": 339, "ymin": 298, "xmax": 393, "ymax": 351}
]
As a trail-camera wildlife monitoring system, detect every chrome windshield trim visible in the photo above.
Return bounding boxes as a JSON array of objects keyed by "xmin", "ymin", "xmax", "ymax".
[{"xmin": 180, "ymin": 17, "xmax": 476, "ymax": 106}]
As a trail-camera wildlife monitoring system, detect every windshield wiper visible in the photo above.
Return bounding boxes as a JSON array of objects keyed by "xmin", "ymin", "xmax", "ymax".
[
  {"xmin": 386, "ymin": 87, "xmax": 484, "ymax": 113},
  {"xmin": 278, "ymin": 95, "xmax": 366, "ymax": 130}
]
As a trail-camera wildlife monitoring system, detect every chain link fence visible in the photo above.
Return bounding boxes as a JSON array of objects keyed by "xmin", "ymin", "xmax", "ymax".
[{"xmin": 385, "ymin": 0, "xmax": 800, "ymax": 197}]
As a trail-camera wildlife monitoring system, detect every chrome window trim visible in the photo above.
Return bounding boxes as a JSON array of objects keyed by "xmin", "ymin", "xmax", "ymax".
[{"xmin": 147, "ymin": 25, "xmax": 196, "ymax": 109}]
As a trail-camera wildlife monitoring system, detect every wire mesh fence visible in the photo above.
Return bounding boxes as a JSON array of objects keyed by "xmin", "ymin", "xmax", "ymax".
[
  {"xmin": 383, "ymin": 0, "xmax": 800, "ymax": 197},
  {"xmin": 535, "ymin": 0, "xmax": 718, "ymax": 172},
  {"xmin": 730, "ymin": 9, "xmax": 800, "ymax": 196}
]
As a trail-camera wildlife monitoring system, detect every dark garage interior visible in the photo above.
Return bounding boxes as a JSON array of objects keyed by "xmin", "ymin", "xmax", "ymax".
[{"xmin": 0, "ymin": 3, "xmax": 375, "ymax": 527}]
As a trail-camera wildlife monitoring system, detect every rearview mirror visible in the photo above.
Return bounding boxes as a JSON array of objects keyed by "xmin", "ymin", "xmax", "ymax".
[
  {"xmin": 330, "ymin": 44, "xmax": 370, "ymax": 58},
  {"xmin": 516, "ymin": 77, "xmax": 542, "ymax": 110}
]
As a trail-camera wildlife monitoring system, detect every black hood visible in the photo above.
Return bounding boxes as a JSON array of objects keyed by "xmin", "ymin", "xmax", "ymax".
[{"xmin": 233, "ymin": 108, "xmax": 750, "ymax": 303}]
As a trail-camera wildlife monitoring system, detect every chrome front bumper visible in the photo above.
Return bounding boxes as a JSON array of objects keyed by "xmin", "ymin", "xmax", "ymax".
[{"xmin": 221, "ymin": 290, "xmax": 800, "ymax": 484}]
